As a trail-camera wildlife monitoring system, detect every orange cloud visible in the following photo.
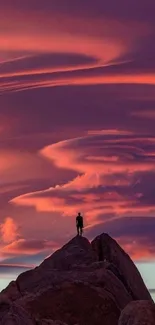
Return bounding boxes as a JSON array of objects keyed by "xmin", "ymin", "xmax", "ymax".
[
  {"xmin": 7, "ymin": 130, "xmax": 155, "ymax": 250},
  {"xmin": 116, "ymin": 236, "xmax": 155, "ymax": 261},
  {"xmin": 0, "ymin": 10, "xmax": 128, "ymax": 63},
  {"xmin": 0, "ymin": 4, "xmax": 151, "ymax": 96},
  {"xmin": 1, "ymin": 238, "xmax": 57, "ymax": 255},
  {"xmin": 1, "ymin": 71, "xmax": 155, "ymax": 94},
  {"xmin": 0, "ymin": 148, "xmax": 62, "ymax": 185},
  {"xmin": 40, "ymin": 135, "xmax": 155, "ymax": 175},
  {"xmin": 10, "ymin": 131, "xmax": 155, "ymax": 222},
  {"xmin": 0, "ymin": 217, "xmax": 19, "ymax": 244},
  {"xmin": 1, "ymin": 4, "xmax": 148, "ymax": 59}
]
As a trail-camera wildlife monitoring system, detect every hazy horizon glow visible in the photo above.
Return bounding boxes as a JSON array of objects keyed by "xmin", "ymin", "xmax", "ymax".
[{"xmin": 0, "ymin": 0, "xmax": 155, "ymax": 296}]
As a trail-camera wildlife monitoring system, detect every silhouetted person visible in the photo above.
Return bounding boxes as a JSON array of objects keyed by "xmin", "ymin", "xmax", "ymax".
[{"xmin": 76, "ymin": 212, "xmax": 83, "ymax": 236}]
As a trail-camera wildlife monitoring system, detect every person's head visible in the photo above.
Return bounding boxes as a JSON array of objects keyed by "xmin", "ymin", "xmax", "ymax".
[{"xmin": 78, "ymin": 212, "xmax": 81, "ymax": 216}]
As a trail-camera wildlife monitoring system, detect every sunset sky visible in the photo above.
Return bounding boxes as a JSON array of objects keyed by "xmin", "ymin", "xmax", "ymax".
[{"xmin": 0, "ymin": 0, "xmax": 155, "ymax": 297}]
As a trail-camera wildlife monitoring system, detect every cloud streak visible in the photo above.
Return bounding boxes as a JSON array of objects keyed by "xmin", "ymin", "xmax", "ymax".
[
  {"xmin": 10, "ymin": 131, "xmax": 155, "ymax": 255},
  {"xmin": 1, "ymin": 238, "xmax": 57, "ymax": 255}
]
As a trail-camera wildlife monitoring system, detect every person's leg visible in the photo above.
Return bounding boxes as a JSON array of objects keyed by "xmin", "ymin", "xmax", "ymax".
[
  {"xmin": 77, "ymin": 226, "xmax": 79, "ymax": 235},
  {"xmin": 80, "ymin": 227, "xmax": 83, "ymax": 236}
]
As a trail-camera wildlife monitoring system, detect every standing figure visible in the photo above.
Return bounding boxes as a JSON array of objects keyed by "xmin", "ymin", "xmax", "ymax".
[{"xmin": 76, "ymin": 212, "xmax": 84, "ymax": 236}]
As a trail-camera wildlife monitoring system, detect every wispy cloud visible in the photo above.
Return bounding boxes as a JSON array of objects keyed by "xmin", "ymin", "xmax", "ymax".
[
  {"xmin": 0, "ymin": 217, "xmax": 19, "ymax": 244},
  {"xmin": 1, "ymin": 238, "xmax": 57, "ymax": 255}
]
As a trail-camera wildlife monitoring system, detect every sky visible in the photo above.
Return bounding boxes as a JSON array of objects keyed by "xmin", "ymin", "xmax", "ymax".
[{"xmin": 0, "ymin": 0, "xmax": 155, "ymax": 298}]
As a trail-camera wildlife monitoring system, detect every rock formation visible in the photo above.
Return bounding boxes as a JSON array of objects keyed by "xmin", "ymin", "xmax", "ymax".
[
  {"xmin": 91, "ymin": 233, "xmax": 151, "ymax": 300},
  {"xmin": 0, "ymin": 233, "xmax": 153, "ymax": 325}
]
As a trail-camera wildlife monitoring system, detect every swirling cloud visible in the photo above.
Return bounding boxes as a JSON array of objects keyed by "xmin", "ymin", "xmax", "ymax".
[
  {"xmin": 0, "ymin": 0, "xmax": 152, "ymax": 93},
  {"xmin": 11, "ymin": 132, "xmax": 155, "ymax": 227}
]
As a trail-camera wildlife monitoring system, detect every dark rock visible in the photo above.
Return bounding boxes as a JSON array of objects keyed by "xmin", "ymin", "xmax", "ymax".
[
  {"xmin": 0, "ymin": 297, "xmax": 34, "ymax": 324},
  {"xmin": 1, "ymin": 281, "xmax": 22, "ymax": 302},
  {"xmin": 27, "ymin": 282, "xmax": 120, "ymax": 325},
  {"xmin": 38, "ymin": 321, "xmax": 68, "ymax": 325},
  {"xmin": 40, "ymin": 236, "xmax": 97, "ymax": 270},
  {"xmin": 0, "ymin": 234, "xmax": 152, "ymax": 325},
  {"xmin": 91, "ymin": 233, "xmax": 151, "ymax": 300},
  {"xmin": 118, "ymin": 300, "xmax": 155, "ymax": 325}
]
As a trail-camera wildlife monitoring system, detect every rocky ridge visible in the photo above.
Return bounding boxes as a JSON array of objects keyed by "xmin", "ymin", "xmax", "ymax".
[{"xmin": 0, "ymin": 233, "xmax": 153, "ymax": 324}]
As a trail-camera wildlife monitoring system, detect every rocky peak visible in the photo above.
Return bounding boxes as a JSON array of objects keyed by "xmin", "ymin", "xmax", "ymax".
[
  {"xmin": 39, "ymin": 235, "xmax": 97, "ymax": 271},
  {"xmin": 0, "ymin": 233, "xmax": 153, "ymax": 325},
  {"xmin": 91, "ymin": 233, "xmax": 151, "ymax": 300}
]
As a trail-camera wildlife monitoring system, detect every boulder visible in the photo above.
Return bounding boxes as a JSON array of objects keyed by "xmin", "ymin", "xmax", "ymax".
[
  {"xmin": 26, "ymin": 282, "xmax": 120, "ymax": 325},
  {"xmin": 0, "ymin": 297, "xmax": 34, "ymax": 325},
  {"xmin": 118, "ymin": 300, "xmax": 155, "ymax": 325}
]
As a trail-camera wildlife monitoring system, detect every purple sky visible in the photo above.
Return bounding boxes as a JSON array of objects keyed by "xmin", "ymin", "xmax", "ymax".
[{"xmin": 0, "ymin": 0, "xmax": 155, "ymax": 292}]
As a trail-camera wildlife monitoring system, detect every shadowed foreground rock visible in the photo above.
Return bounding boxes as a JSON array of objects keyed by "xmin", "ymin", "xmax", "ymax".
[
  {"xmin": 0, "ymin": 234, "xmax": 152, "ymax": 325},
  {"xmin": 38, "ymin": 321, "xmax": 68, "ymax": 325},
  {"xmin": 0, "ymin": 297, "xmax": 34, "ymax": 325},
  {"xmin": 118, "ymin": 300, "xmax": 155, "ymax": 325}
]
